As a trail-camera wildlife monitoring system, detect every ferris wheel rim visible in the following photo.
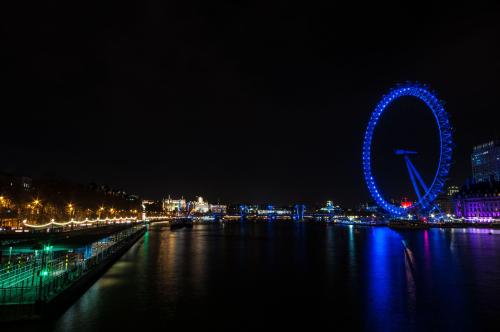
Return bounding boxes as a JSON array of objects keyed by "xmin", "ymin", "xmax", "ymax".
[{"xmin": 362, "ymin": 83, "xmax": 453, "ymax": 216}]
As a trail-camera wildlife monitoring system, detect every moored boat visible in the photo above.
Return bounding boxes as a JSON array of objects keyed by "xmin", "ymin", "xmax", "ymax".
[{"xmin": 388, "ymin": 220, "xmax": 430, "ymax": 230}]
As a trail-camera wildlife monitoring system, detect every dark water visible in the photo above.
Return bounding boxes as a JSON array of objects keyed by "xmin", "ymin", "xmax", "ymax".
[{"xmin": 14, "ymin": 223, "xmax": 500, "ymax": 331}]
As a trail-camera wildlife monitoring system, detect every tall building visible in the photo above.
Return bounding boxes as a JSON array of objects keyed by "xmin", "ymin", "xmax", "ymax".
[{"xmin": 471, "ymin": 140, "xmax": 500, "ymax": 183}]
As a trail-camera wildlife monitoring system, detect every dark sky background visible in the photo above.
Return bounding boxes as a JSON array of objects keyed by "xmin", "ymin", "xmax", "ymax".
[{"xmin": 1, "ymin": 1, "xmax": 500, "ymax": 206}]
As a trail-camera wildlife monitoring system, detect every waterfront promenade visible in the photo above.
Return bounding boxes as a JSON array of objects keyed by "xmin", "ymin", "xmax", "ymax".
[{"xmin": 0, "ymin": 224, "xmax": 146, "ymax": 321}]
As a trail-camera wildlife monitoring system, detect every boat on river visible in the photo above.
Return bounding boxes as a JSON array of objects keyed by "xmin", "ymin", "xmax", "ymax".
[{"xmin": 388, "ymin": 220, "xmax": 430, "ymax": 230}]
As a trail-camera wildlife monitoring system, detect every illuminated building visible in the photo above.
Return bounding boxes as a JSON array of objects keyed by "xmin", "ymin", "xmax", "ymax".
[
  {"xmin": 274, "ymin": 207, "xmax": 292, "ymax": 215},
  {"xmin": 210, "ymin": 204, "xmax": 227, "ymax": 214},
  {"xmin": 447, "ymin": 185, "xmax": 459, "ymax": 197},
  {"xmin": 471, "ymin": 140, "xmax": 500, "ymax": 183},
  {"xmin": 246, "ymin": 205, "xmax": 259, "ymax": 214},
  {"xmin": 192, "ymin": 196, "xmax": 209, "ymax": 213},
  {"xmin": 257, "ymin": 205, "xmax": 291, "ymax": 216},
  {"xmin": 162, "ymin": 196, "xmax": 187, "ymax": 213},
  {"xmin": 455, "ymin": 181, "xmax": 500, "ymax": 219},
  {"xmin": 319, "ymin": 201, "xmax": 342, "ymax": 215}
]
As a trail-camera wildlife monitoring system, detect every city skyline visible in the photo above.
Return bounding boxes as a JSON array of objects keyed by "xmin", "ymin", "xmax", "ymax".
[
  {"xmin": 2, "ymin": 2, "xmax": 500, "ymax": 207},
  {"xmin": 1, "ymin": 133, "xmax": 496, "ymax": 208}
]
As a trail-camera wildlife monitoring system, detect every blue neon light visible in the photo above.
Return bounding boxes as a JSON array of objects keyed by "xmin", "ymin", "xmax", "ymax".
[{"xmin": 362, "ymin": 83, "xmax": 453, "ymax": 216}]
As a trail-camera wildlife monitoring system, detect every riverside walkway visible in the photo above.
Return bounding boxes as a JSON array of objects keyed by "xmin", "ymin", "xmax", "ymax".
[{"xmin": 0, "ymin": 224, "xmax": 146, "ymax": 320}]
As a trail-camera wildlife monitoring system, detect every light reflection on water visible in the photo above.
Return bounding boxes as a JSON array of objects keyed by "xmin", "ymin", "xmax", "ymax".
[{"xmin": 11, "ymin": 224, "xmax": 500, "ymax": 332}]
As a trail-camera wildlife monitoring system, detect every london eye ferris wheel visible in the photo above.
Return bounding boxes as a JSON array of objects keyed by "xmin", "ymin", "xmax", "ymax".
[{"xmin": 362, "ymin": 84, "xmax": 453, "ymax": 217}]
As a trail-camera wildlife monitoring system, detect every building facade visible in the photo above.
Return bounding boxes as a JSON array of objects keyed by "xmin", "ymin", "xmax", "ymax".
[
  {"xmin": 192, "ymin": 196, "xmax": 209, "ymax": 213},
  {"xmin": 435, "ymin": 185, "xmax": 460, "ymax": 215},
  {"xmin": 447, "ymin": 185, "xmax": 459, "ymax": 197},
  {"xmin": 319, "ymin": 201, "xmax": 343, "ymax": 215},
  {"xmin": 162, "ymin": 196, "xmax": 187, "ymax": 213},
  {"xmin": 455, "ymin": 182, "xmax": 500, "ymax": 219},
  {"xmin": 209, "ymin": 204, "xmax": 227, "ymax": 214},
  {"xmin": 471, "ymin": 140, "xmax": 500, "ymax": 183}
]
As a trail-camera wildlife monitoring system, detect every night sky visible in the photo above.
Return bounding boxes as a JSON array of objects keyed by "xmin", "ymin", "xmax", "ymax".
[{"xmin": 2, "ymin": 1, "xmax": 500, "ymax": 206}]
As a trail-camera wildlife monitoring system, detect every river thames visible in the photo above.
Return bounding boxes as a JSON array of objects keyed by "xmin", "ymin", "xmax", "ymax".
[{"xmin": 10, "ymin": 223, "xmax": 500, "ymax": 331}]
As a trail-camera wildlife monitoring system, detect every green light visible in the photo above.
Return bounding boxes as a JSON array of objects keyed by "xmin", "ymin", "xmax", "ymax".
[{"xmin": 41, "ymin": 270, "xmax": 49, "ymax": 276}]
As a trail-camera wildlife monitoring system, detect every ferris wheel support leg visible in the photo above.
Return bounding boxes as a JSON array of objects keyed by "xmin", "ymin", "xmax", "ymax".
[
  {"xmin": 407, "ymin": 158, "xmax": 429, "ymax": 193},
  {"xmin": 431, "ymin": 205, "xmax": 442, "ymax": 214},
  {"xmin": 405, "ymin": 156, "xmax": 423, "ymax": 203}
]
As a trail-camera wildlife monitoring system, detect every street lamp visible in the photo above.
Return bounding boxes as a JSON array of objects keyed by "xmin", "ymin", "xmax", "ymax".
[
  {"xmin": 0, "ymin": 196, "xmax": 5, "ymax": 227},
  {"xmin": 97, "ymin": 206, "xmax": 105, "ymax": 227},
  {"xmin": 67, "ymin": 203, "xmax": 75, "ymax": 226},
  {"xmin": 32, "ymin": 199, "xmax": 42, "ymax": 221},
  {"xmin": 98, "ymin": 206, "xmax": 105, "ymax": 219}
]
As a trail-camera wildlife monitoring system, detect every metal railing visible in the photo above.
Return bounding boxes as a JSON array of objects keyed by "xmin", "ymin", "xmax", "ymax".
[{"xmin": 0, "ymin": 225, "xmax": 145, "ymax": 305}]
